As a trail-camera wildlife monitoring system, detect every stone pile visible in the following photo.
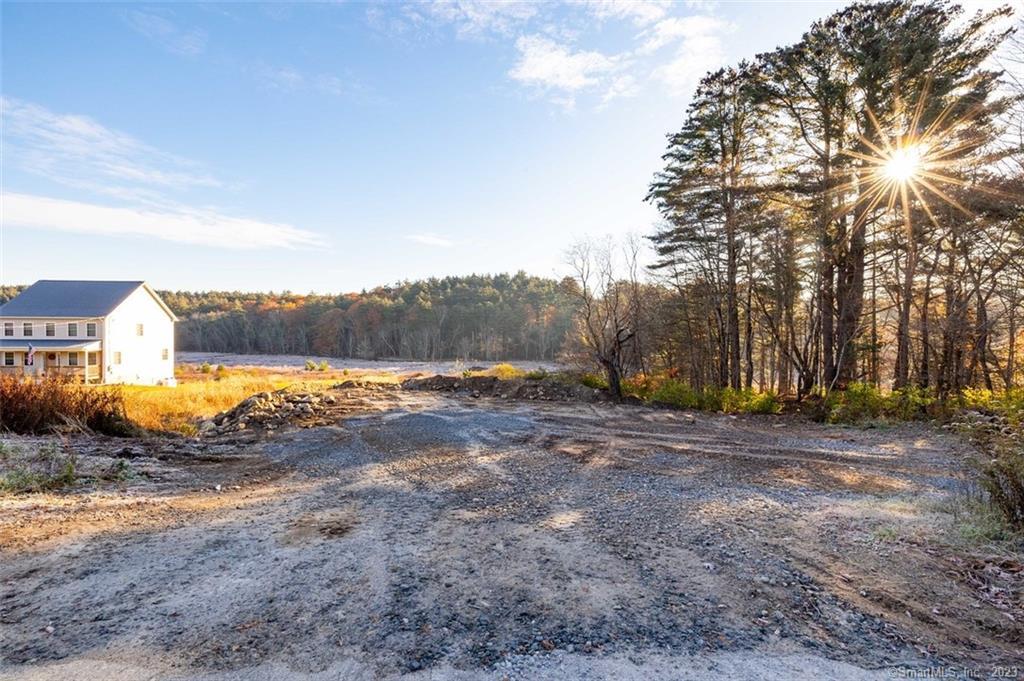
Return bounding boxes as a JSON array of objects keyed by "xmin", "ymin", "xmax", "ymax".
[
  {"xmin": 945, "ymin": 409, "xmax": 1020, "ymax": 439},
  {"xmin": 198, "ymin": 390, "xmax": 337, "ymax": 436}
]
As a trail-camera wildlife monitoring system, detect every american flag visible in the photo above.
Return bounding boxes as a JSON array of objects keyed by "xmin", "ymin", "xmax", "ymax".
[{"xmin": 26, "ymin": 343, "xmax": 35, "ymax": 366}]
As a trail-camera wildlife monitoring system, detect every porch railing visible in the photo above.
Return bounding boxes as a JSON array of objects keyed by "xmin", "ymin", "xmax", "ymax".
[{"xmin": 0, "ymin": 365, "xmax": 102, "ymax": 383}]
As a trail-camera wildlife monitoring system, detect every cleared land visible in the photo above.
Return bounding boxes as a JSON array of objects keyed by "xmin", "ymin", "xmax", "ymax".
[
  {"xmin": 177, "ymin": 352, "xmax": 563, "ymax": 375},
  {"xmin": 1, "ymin": 384, "xmax": 1020, "ymax": 680}
]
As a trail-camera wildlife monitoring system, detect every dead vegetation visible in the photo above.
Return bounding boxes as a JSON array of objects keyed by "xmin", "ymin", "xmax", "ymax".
[{"xmin": 0, "ymin": 375, "xmax": 137, "ymax": 436}]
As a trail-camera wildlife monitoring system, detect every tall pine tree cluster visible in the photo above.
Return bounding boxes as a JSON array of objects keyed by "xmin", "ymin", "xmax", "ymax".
[{"xmin": 647, "ymin": 1, "xmax": 1022, "ymax": 396}]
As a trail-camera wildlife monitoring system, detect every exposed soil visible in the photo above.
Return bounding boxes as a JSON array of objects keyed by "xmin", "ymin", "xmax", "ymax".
[{"xmin": 1, "ymin": 384, "xmax": 1021, "ymax": 680}]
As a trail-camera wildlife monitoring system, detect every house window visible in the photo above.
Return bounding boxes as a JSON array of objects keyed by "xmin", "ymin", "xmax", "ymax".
[
  {"xmin": 114, "ymin": 351, "xmax": 122, "ymax": 365},
  {"xmin": 67, "ymin": 353, "xmax": 79, "ymax": 367},
  {"xmin": 88, "ymin": 352, "xmax": 98, "ymax": 366},
  {"xmin": 3, "ymin": 322, "xmax": 12, "ymax": 336},
  {"xmin": 161, "ymin": 348, "xmax": 169, "ymax": 360},
  {"xmin": 86, "ymin": 322, "xmax": 97, "ymax": 337},
  {"xmin": 136, "ymin": 323, "xmax": 144, "ymax": 336},
  {"xmin": 68, "ymin": 323, "xmax": 78, "ymax": 336},
  {"xmin": 3, "ymin": 352, "xmax": 13, "ymax": 366},
  {"xmin": 45, "ymin": 322, "xmax": 55, "ymax": 337},
  {"xmin": 23, "ymin": 323, "xmax": 32, "ymax": 336}
]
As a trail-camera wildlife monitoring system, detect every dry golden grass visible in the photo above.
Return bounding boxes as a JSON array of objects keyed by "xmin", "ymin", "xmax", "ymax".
[{"xmin": 118, "ymin": 365, "xmax": 399, "ymax": 435}]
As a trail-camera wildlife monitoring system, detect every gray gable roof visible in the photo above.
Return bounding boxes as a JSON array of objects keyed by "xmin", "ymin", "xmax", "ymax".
[{"xmin": 0, "ymin": 280, "xmax": 147, "ymax": 318}]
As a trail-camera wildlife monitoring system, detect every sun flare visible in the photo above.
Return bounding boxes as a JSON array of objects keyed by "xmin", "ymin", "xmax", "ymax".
[{"xmin": 883, "ymin": 144, "xmax": 924, "ymax": 183}]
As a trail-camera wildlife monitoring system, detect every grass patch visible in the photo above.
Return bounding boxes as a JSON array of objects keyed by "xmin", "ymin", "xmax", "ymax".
[
  {"xmin": 872, "ymin": 526, "xmax": 899, "ymax": 542},
  {"xmin": 127, "ymin": 365, "xmax": 399, "ymax": 434},
  {"xmin": 0, "ymin": 441, "xmax": 77, "ymax": 494}
]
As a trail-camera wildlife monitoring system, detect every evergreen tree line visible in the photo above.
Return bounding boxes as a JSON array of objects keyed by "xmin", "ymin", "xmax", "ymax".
[{"xmin": 639, "ymin": 1, "xmax": 1023, "ymax": 398}]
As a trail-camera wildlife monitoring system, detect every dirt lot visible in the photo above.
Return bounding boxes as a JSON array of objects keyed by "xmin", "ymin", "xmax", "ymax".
[{"xmin": 1, "ymin": 385, "xmax": 1021, "ymax": 680}]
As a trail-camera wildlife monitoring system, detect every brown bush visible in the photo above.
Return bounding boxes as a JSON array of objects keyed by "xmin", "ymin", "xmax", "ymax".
[{"xmin": 0, "ymin": 375, "xmax": 138, "ymax": 436}]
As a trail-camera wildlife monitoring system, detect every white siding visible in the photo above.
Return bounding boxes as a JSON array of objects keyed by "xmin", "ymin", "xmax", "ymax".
[
  {"xmin": 1, "ymin": 318, "xmax": 104, "ymax": 340},
  {"xmin": 103, "ymin": 288, "xmax": 175, "ymax": 385}
]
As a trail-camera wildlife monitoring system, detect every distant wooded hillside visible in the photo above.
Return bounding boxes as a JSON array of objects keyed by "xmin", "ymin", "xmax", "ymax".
[
  {"xmin": 164, "ymin": 273, "xmax": 576, "ymax": 361},
  {"xmin": 3, "ymin": 274, "xmax": 576, "ymax": 361}
]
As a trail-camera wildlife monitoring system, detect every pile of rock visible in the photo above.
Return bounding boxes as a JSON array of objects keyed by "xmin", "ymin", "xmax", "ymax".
[
  {"xmin": 401, "ymin": 375, "xmax": 608, "ymax": 403},
  {"xmin": 198, "ymin": 390, "xmax": 337, "ymax": 436},
  {"xmin": 945, "ymin": 409, "xmax": 1020, "ymax": 439}
]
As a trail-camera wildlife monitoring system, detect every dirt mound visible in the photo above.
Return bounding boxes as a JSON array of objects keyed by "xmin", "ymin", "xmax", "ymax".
[
  {"xmin": 199, "ymin": 390, "xmax": 337, "ymax": 436},
  {"xmin": 401, "ymin": 374, "xmax": 609, "ymax": 403}
]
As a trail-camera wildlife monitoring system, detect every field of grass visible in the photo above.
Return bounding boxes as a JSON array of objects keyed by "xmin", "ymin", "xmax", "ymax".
[{"xmin": 120, "ymin": 364, "xmax": 398, "ymax": 435}]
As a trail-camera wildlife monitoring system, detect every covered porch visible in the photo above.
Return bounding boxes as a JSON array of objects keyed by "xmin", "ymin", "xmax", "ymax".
[{"xmin": 0, "ymin": 339, "xmax": 103, "ymax": 384}]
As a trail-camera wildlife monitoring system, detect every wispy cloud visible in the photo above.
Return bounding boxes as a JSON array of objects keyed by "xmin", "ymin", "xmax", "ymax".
[
  {"xmin": 580, "ymin": 0, "xmax": 670, "ymax": 27},
  {"xmin": 636, "ymin": 15, "xmax": 724, "ymax": 55},
  {"xmin": 2, "ymin": 98, "xmax": 323, "ymax": 250},
  {"xmin": 371, "ymin": 2, "xmax": 729, "ymax": 109},
  {"xmin": 3, "ymin": 193, "xmax": 322, "ymax": 250},
  {"xmin": 248, "ymin": 64, "xmax": 382, "ymax": 104},
  {"xmin": 405, "ymin": 233, "xmax": 455, "ymax": 248},
  {"xmin": 2, "ymin": 97, "xmax": 222, "ymax": 202},
  {"xmin": 651, "ymin": 17, "xmax": 728, "ymax": 96},
  {"xmin": 424, "ymin": 0, "xmax": 539, "ymax": 39},
  {"xmin": 509, "ymin": 35, "xmax": 623, "ymax": 108},
  {"xmin": 122, "ymin": 9, "xmax": 207, "ymax": 56}
]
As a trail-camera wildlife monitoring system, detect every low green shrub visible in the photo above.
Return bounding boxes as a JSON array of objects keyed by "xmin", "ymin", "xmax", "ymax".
[
  {"xmin": 651, "ymin": 379, "xmax": 701, "ymax": 409},
  {"xmin": 824, "ymin": 382, "xmax": 885, "ymax": 423},
  {"xmin": 648, "ymin": 381, "xmax": 779, "ymax": 414},
  {"xmin": 524, "ymin": 368, "xmax": 549, "ymax": 381},
  {"xmin": 885, "ymin": 385, "xmax": 936, "ymax": 421},
  {"xmin": 580, "ymin": 373, "xmax": 609, "ymax": 390},
  {"xmin": 200, "ymin": 362, "xmax": 212, "ymax": 374},
  {"xmin": 719, "ymin": 388, "xmax": 782, "ymax": 414},
  {"xmin": 744, "ymin": 390, "xmax": 783, "ymax": 415}
]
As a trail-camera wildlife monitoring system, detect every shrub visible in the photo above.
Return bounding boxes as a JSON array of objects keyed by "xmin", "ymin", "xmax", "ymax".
[
  {"xmin": 317, "ymin": 360, "xmax": 329, "ymax": 372},
  {"xmin": 580, "ymin": 373, "xmax": 609, "ymax": 390},
  {"xmin": 651, "ymin": 379, "xmax": 701, "ymax": 409},
  {"xmin": 824, "ymin": 382, "xmax": 885, "ymax": 423},
  {"xmin": 744, "ymin": 391, "xmax": 782, "ymax": 415},
  {"xmin": 304, "ymin": 359, "xmax": 317, "ymax": 372},
  {"xmin": 698, "ymin": 387, "xmax": 724, "ymax": 412},
  {"xmin": 0, "ymin": 375, "xmax": 136, "ymax": 436},
  {"xmin": 883, "ymin": 385, "xmax": 935, "ymax": 421},
  {"xmin": 622, "ymin": 375, "xmax": 654, "ymax": 400},
  {"xmin": 525, "ymin": 368, "xmax": 548, "ymax": 381},
  {"xmin": 200, "ymin": 362, "xmax": 212, "ymax": 374},
  {"xmin": 718, "ymin": 388, "xmax": 782, "ymax": 415},
  {"xmin": 959, "ymin": 416, "xmax": 1024, "ymax": 531},
  {"xmin": 0, "ymin": 442, "xmax": 77, "ymax": 494},
  {"xmin": 489, "ymin": 363, "xmax": 525, "ymax": 380}
]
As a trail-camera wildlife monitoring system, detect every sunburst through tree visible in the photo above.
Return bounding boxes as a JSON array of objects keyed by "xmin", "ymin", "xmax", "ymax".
[{"xmin": 838, "ymin": 88, "xmax": 986, "ymax": 230}]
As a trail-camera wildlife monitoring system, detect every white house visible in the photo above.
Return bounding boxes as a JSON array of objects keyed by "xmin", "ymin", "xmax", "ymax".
[{"xmin": 0, "ymin": 280, "xmax": 177, "ymax": 385}]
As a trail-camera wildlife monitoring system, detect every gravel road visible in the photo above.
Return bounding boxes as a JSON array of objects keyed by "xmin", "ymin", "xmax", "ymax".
[{"xmin": 1, "ymin": 387, "xmax": 1019, "ymax": 680}]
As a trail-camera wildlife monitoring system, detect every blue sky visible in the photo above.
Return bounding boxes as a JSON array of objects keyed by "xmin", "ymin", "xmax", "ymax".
[{"xmin": 1, "ymin": 1, "xmax": 849, "ymax": 293}]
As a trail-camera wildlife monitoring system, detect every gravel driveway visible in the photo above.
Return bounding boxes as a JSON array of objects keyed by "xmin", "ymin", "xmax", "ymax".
[{"xmin": 1, "ymin": 387, "xmax": 1019, "ymax": 679}]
